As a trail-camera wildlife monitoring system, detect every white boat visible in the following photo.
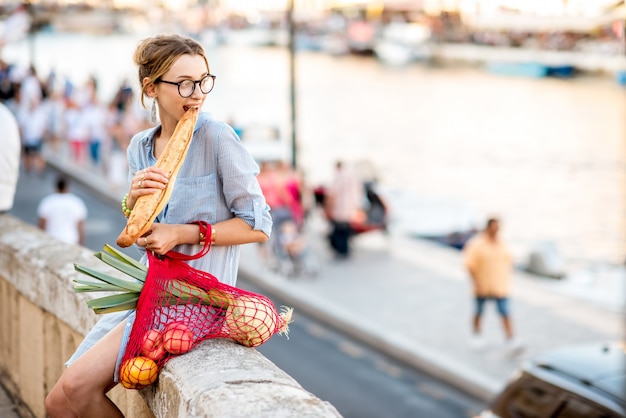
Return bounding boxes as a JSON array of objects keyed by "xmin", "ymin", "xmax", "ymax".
[{"xmin": 374, "ymin": 22, "xmax": 433, "ymax": 66}]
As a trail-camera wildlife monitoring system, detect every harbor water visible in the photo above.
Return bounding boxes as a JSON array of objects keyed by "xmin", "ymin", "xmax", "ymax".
[{"xmin": 3, "ymin": 31, "xmax": 625, "ymax": 275}]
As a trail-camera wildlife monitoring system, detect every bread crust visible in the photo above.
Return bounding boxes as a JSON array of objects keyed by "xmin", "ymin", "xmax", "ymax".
[{"xmin": 116, "ymin": 107, "xmax": 199, "ymax": 247}]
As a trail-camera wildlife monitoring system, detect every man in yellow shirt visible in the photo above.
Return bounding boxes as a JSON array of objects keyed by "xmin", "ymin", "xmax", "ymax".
[{"xmin": 463, "ymin": 218, "xmax": 523, "ymax": 352}]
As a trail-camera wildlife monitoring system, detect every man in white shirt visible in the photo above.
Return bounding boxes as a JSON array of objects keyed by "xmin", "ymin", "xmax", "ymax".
[
  {"xmin": 0, "ymin": 101, "xmax": 21, "ymax": 213},
  {"xmin": 37, "ymin": 176, "xmax": 88, "ymax": 245}
]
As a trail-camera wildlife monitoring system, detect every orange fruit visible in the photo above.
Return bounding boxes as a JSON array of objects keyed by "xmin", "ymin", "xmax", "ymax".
[
  {"xmin": 119, "ymin": 356, "xmax": 159, "ymax": 389},
  {"xmin": 162, "ymin": 322, "xmax": 194, "ymax": 355},
  {"xmin": 140, "ymin": 329, "xmax": 166, "ymax": 361}
]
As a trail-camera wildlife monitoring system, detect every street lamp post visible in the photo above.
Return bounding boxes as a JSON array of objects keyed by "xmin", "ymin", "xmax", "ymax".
[
  {"xmin": 288, "ymin": 0, "xmax": 297, "ymax": 169},
  {"xmin": 25, "ymin": 0, "xmax": 36, "ymax": 68}
]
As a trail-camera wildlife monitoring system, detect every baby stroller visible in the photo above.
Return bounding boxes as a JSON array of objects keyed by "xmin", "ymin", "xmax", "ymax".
[{"xmin": 268, "ymin": 208, "xmax": 318, "ymax": 278}]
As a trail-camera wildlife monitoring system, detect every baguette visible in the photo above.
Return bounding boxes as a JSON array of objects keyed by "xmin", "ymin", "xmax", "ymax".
[{"xmin": 116, "ymin": 107, "xmax": 199, "ymax": 247}]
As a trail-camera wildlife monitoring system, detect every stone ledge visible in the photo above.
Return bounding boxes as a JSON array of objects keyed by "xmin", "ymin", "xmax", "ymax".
[
  {"xmin": 0, "ymin": 214, "xmax": 341, "ymax": 418},
  {"xmin": 145, "ymin": 339, "xmax": 340, "ymax": 417}
]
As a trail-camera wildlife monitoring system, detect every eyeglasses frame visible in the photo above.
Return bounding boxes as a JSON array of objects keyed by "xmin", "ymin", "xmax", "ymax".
[{"xmin": 156, "ymin": 74, "xmax": 216, "ymax": 98}]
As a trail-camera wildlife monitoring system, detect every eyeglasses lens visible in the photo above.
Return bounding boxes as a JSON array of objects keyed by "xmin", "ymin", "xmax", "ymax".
[
  {"xmin": 179, "ymin": 80, "xmax": 194, "ymax": 98},
  {"xmin": 200, "ymin": 76, "xmax": 213, "ymax": 94}
]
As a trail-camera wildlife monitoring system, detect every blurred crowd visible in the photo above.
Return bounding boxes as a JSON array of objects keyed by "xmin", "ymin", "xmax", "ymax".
[{"xmin": 0, "ymin": 58, "xmax": 150, "ymax": 182}]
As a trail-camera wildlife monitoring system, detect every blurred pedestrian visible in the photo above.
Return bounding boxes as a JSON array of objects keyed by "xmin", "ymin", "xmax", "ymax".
[
  {"xmin": 18, "ymin": 65, "xmax": 43, "ymax": 116},
  {"xmin": 118, "ymin": 88, "xmax": 151, "ymax": 149},
  {"xmin": 0, "ymin": 101, "xmax": 21, "ymax": 213},
  {"xmin": 45, "ymin": 85, "xmax": 66, "ymax": 152},
  {"xmin": 279, "ymin": 160, "xmax": 306, "ymax": 229},
  {"xmin": 463, "ymin": 217, "xmax": 523, "ymax": 352},
  {"xmin": 324, "ymin": 161, "xmax": 365, "ymax": 258},
  {"xmin": 83, "ymin": 75, "xmax": 107, "ymax": 170},
  {"xmin": 37, "ymin": 176, "xmax": 87, "ymax": 245},
  {"xmin": 18, "ymin": 95, "xmax": 48, "ymax": 174},
  {"xmin": 257, "ymin": 160, "xmax": 293, "ymax": 261},
  {"xmin": 63, "ymin": 98, "xmax": 90, "ymax": 166},
  {"xmin": 258, "ymin": 160, "xmax": 296, "ymax": 224}
]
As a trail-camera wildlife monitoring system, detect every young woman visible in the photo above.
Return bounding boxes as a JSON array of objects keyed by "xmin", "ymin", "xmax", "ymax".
[{"xmin": 45, "ymin": 34, "xmax": 273, "ymax": 417}]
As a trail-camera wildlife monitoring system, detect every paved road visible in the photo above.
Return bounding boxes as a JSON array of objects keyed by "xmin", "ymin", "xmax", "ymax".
[{"xmin": 254, "ymin": 285, "xmax": 485, "ymax": 418}]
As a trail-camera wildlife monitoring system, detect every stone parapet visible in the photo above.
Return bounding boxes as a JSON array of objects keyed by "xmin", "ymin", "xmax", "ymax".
[{"xmin": 0, "ymin": 214, "xmax": 341, "ymax": 418}]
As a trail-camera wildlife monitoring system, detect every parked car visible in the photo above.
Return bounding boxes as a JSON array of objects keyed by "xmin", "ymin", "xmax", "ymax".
[{"xmin": 477, "ymin": 342, "xmax": 625, "ymax": 418}]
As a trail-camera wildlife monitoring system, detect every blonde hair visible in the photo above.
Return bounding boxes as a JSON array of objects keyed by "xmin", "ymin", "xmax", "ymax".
[{"xmin": 133, "ymin": 34, "xmax": 209, "ymax": 108}]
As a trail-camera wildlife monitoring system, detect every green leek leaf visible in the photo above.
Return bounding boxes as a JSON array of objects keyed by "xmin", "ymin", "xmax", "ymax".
[
  {"xmin": 102, "ymin": 244, "xmax": 147, "ymax": 272},
  {"xmin": 93, "ymin": 298, "xmax": 139, "ymax": 314},
  {"xmin": 73, "ymin": 279, "xmax": 128, "ymax": 292},
  {"xmin": 74, "ymin": 264, "xmax": 144, "ymax": 293},
  {"xmin": 95, "ymin": 252, "xmax": 147, "ymax": 282},
  {"xmin": 86, "ymin": 291, "xmax": 139, "ymax": 309}
]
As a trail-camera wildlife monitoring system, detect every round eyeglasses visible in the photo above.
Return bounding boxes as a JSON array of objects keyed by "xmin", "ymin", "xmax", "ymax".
[{"xmin": 156, "ymin": 74, "xmax": 216, "ymax": 98}]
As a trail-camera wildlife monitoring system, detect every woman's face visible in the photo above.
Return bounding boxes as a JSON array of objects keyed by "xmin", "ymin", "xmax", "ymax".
[{"xmin": 156, "ymin": 54, "xmax": 209, "ymax": 124}]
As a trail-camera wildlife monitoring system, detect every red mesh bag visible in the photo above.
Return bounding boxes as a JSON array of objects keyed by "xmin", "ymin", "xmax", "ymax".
[{"xmin": 118, "ymin": 222, "xmax": 293, "ymax": 390}]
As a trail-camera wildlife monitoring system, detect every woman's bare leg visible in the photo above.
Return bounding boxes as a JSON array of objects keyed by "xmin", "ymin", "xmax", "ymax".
[{"xmin": 46, "ymin": 319, "xmax": 127, "ymax": 418}]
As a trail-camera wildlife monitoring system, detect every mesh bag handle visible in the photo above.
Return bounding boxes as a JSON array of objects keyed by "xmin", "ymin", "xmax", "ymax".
[{"xmin": 163, "ymin": 221, "xmax": 211, "ymax": 261}]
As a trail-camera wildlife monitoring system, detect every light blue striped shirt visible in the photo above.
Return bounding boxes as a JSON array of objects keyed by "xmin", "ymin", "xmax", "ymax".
[
  {"xmin": 66, "ymin": 112, "xmax": 272, "ymax": 373},
  {"xmin": 126, "ymin": 111, "xmax": 273, "ymax": 286}
]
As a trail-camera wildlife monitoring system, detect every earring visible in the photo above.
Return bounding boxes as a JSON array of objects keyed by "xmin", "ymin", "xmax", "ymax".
[{"xmin": 150, "ymin": 99, "xmax": 158, "ymax": 124}]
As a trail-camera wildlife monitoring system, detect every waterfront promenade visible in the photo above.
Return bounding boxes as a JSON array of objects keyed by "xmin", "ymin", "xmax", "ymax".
[{"xmin": 41, "ymin": 151, "xmax": 624, "ymax": 403}]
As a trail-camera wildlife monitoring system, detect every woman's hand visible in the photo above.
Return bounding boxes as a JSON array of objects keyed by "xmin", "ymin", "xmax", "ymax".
[
  {"xmin": 137, "ymin": 223, "xmax": 181, "ymax": 255},
  {"xmin": 127, "ymin": 167, "xmax": 169, "ymax": 209}
]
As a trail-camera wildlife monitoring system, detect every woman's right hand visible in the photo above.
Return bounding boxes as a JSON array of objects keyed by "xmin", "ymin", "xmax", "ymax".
[{"xmin": 127, "ymin": 167, "xmax": 169, "ymax": 210}]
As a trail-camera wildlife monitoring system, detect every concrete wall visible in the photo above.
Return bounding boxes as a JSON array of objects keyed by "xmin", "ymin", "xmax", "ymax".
[{"xmin": 0, "ymin": 214, "xmax": 341, "ymax": 418}]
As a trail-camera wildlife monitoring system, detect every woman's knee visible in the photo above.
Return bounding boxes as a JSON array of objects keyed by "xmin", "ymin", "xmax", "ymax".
[
  {"xmin": 45, "ymin": 380, "xmax": 76, "ymax": 418},
  {"xmin": 61, "ymin": 368, "xmax": 92, "ymax": 401}
]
